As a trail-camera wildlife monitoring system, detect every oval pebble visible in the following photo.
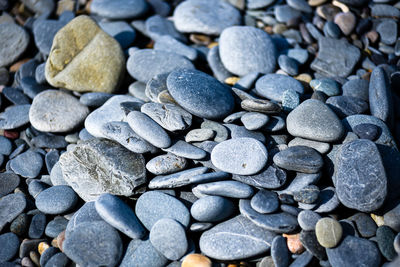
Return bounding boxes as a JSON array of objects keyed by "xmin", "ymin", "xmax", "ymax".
[
  {"xmin": 191, "ymin": 196, "xmax": 235, "ymax": 222},
  {"xmin": 36, "ymin": 185, "xmax": 78, "ymax": 214}
]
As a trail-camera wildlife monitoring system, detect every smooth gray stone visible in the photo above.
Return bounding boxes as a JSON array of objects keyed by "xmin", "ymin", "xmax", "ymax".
[
  {"xmin": 186, "ymin": 128, "xmax": 215, "ymax": 143},
  {"xmin": 91, "ymin": 0, "xmax": 148, "ymax": 19},
  {"xmin": 239, "ymin": 199, "xmax": 298, "ymax": 233},
  {"xmin": 199, "ymin": 215, "xmax": 276, "ymax": 260},
  {"xmin": 101, "ymin": 121, "xmax": 156, "ymax": 154},
  {"xmin": 39, "ymin": 246, "xmax": 58, "ymax": 267},
  {"xmin": 20, "ymin": 76, "xmax": 47, "ymax": 99},
  {"xmin": 288, "ymin": 137, "xmax": 331, "ymax": 154},
  {"xmin": 59, "ymin": 139, "xmax": 146, "ymax": 202},
  {"xmin": 163, "ymin": 140, "xmax": 207, "ymax": 160},
  {"xmin": 273, "ymin": 146, "xmax": 323, "ymax": 174},
  {"xmin": 0, "ymin": 173, "xmax": 20, "ymax": 197},
  {"xmin": 207, "ymin": 45, "xmax": 233, "ymax": 82},
  {"xmin": 314, "ymin": 187, "xmax": 340, "ymax": 213},
  {"xmin": 326, "ymin": 235, "xmax": 381, "ymax": 267},
  {"xmin": 299, "ymin": 230, "xmax": 326, "ymax": 260},
  {"xmin": 135, "ymin": 191, "xmax": 190, "ymax": 230},
  {"xmin": 0, "ymin": 23, "xmax": 29, "ymax": 67},
  {"xmin": 255, "ymin": 74, "xmax": 304, "ymax": 102},
  {"xmin": 149, "ymin": 167, "xmax": 208, "ymax": 189},
  {"xmin": 154, "ymin": 35, "xmax": 197, "ymax": 60},
  {"xmin": 326, "ymin": 96, "xmax": 368, "ymax": 118},
  {"xmin": 78, "ymin": 128, "xmax": 94, "ymax": 141},
  {"xmin": 65, "ymin": 202, "xmax": 103, "ymax": 235},
  {"xmin": 85, "ymin": 95, "xmax": 140, "ymax": 138},
  {"xmin": 282, "ymin": 88, "xmax": 300, "ymax": 112},
  {"xmin": 127, "ymin": 49, "xmax": 194, "ymax": 83},
  {"xmin": 44, "ymin": 252, "xmax": 69, "ymax": 267},
  {"xmin": 63, "ymin": 221, "xmax": 123, "ymax": 267},
  {"xmin": 126, "ymin": 111, "xmax": 171, "ymax": 149},
  {"xmin": 348, "ymin": 213, "xmax": 377, "ymax": 238},
  {"xmin": 30, "ymin": 134, "xmax": 68, "ymax": 149},
  {"xmin": 376, "ymin": 19, "xmax": 397, "ymax": 45},
  {"xmin": 28, "ymin": 213, "xmax": 46, "ymax": 238},
  {"xmin": 275, "ymin": 5, "xmax": 301, "ymax": 23},
  {"xmin": 45, "ymin": 216, "xmax": 68, "ymax": 238},
  {"xmin": 2, "ymin": 87, "xmax": 30, "ymax": 105},
  {"xmin": 49, "ymin": 162, "xmax": 67, "ymax": 186},
  {"xmin": 201, "ymin": 120, "xmax": 229, "ymax": 142},
  {"xmin": 95, "ymin": 193, "xmax": 145, "ymax": 239},
  {"xmin": 335, "ymin": 139, "xmax": 387, "ymax": 212},
  {"xmin": 224, "ymin": 124, "xmax": 266, "ymax": 143},
  {"xmin": 232, "ymin": 164, "xmax": 287, "ymax": 189},
  {"xmin": 323, "ymin": 21, "xmax": 341, "ymax": 38},
  {"xmin": 9, "ymin": 150, "xmax": 43, "ymax": 178},
  {"xmin": 241, "ymin": 112, "xmax": 269, "ymax": 130},
  {"xmin": 298, "ymin": 210, "xmax": 321, "ymax": 231},
  {"xmin": 146, "ymin": 154, "xmax": 187, "ymax": 175},
  {"xmin": 150, "ymin": 218, "xmax": 188, "ymax": 260},
  {"xmin": 287, "ymin": 48, "xmax": 308, "ymax": 65},
  {"xmin": 173, "ymin": 0, "xmax": 241, "ymax": 35},
  {"xmin": 342, "ymin": 79, "xmax": 369, "ymax": 102},
  {"xmin": 250, "ymin": 189, "xmax": 279, "ymax": 214},
  {"xmin": 45, "ymin": 150, "xmax": 59, "ymax": 173},
  {"xmin": 353, "ymin": 123, "xmax": 378, "ymax": 140},
  {"xmin": 141, "ymin": 102, "xmax": 192, "ymax": 132},
  {"xmin": 271, "ymin": 236, "xmax": 290, "ymax": 267},
  {"xmin": 289, "ymin": 251, "xmax": 313, "ymax": 267},
  {"xmin": 233, "ymin": 71, "xmax": 260, "ymax": 90},
  {"xmin": 28, "ymin": 180, "xmax": 49, "ymax": 199},
  {"xmin": 263, "ymin": 116, "xmax": 286, "ymax": 132},
  {"xmin": 287, "ymin": 0, "xmax": 312, "ymax": 12},
  {"xmin": 219, "ymin": 26, "xmax": 277, "ymax": 76},
  {"xmin": 33, "ymin": 19, "xmax": 66, "ymax": 55},
  {"xmin": 247, "ymin": 0, "xmax": 274, "ymax": 9},
  {"xmin": 369, "ymin": 66, "xmax": 393, "ymax": 123},
  {"xmin": 145, "ymin": 72, "xmax": 168, "ymax": 103},
  {"xmin": 120, "ymin": 238, "xmax": 168, "ymax": 267},
  {"xmin": 311, "ymin": 37, "xmax": 360, "ymax": 78},
  {"xmin": 0, "ymin": 193, "xmax": 26, "ymax": 232},
  {"xmin": 371, "ymin": 4, "xmax": 400, "ymax": 18},
  {"xmin": 211, "ymin": 137, "xmax": 268, "ymax": 175},
  {"xmin": 145, "ymin": 14, "xmax": 186, "ymax": 42},
  {"xmin": 148, "ymin": 0, "xmax": 170, "ymax": 16},
  {"xmin": 129, "ymin": 81, "xmax": 150, "ymax": 102},
  {"xmin": 193, "ymin": 180, "xmax": 254, "ymax": 198},
  {"xmin": 310, "ymin": 78, "xmax": 340, "ymax": 97},
  {"xmin": 99, "ymin": 21, "xmax": 135, "ymax": 49},
  {"xmin": 36, "ymin": 185, "xmax": 77, "ymax": 214},
  {"xmin": 167, "ymin": 68, "xmax": 235, "ymax": 120},
  {"xmin": 190, "ymin": 222, "xmax": 213, "ymax": 232},
  {"xmin": 0, "ymin": 104, "xmax": 30, "ymax": 130},
  {"xmin": 79, "ymin": 92, "xmax": 113, "ymax": 108},
  {"xmin": 278, "ymin": 54, "xmax": 299, "ymax": 76},
  {"xmin": 191, "ymin": 196, "xmax": 235, "ymax": 222},
  {"xmin": 384, "ymin": 203, "xmax": 400, "ymax": 232},
  {"xmin": 0, "ymin": 232, "xmax": 19, "ymax": 262},
  {"xmin": 286, "ymin": 99, "xmax": 345, "ymax": 142}
]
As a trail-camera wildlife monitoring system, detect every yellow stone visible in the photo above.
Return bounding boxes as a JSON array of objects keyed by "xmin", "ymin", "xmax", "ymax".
[
  {"xmin": 371, "ymin": 213, "xmax": 385, "ymax": 226},
  {"xmin": 207, "ymin": 42, "xmax": 218, "ymax": 49},
  {"xmin": 224, "ymin": 76, "xmax": 240, "ymax": 85},
  {"xmin": 38, "ymin": 242, "xmax": 50, "ymax": 254},
  {"xmin": 45, "ymin": 15, "xmax": 125, "ymax": 93},
  {"xmin": 295, "ymin": 73, "xmax": 312, "ymax": 83},
  {"xmin": 56, "ymin": 0, "xmax": 75, "ymax": 15},
  {"xmin": 182, "ymin": 254, "xmax": 212, "ymax": 267}
]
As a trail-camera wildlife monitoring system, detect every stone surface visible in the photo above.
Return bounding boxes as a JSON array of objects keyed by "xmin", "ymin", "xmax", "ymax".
[
  {"xmin": 255, "ymin": 74, "xmax": 304, "ymax": 102},
  {"xmin": 191, "ymin": 195, "xmax": 235, "ymax": 222},
  {"xmin": 271, "ymin": 236, "xmax": 290, "ymax": 267},
  {"xmin": 298, "ymin": 210, "xmax": 321, "ymax": 231},
  {"xmin": 0, "ymin": 172, "xmax": 20, "ymax": 197},
  {"xmin": 369, "ymin": 66, "xmax": 393, "ymax": 123},
  {"xmin": 145, "ymin": 14, "xmax": 186, "ymax": 42},
  {"xmin": 0, "ymin": 104, "xmax": 31, "ymax": 130},
  {"xmin": 0, "ymin": 232, "xmax": 19, "ymax": 262},
  {"xmin": 293, "ymin": 185, "xmax": 320, "ymax": 204},
  {"xmin": 99, "ymin": 21, "xmax": 136, "ymax": 49},
  {"xmin": 335, "ymin": 139, "xmax": 387, "ymax": 212},
  {"xmin": 9, "ymin": 150, "xmax": 43, "ymax": 178},
  {"xmin": 232, "ymin": 164, "xmax": 287, "ymax": 189},
  {"xmin": 273, "ymin": 146, "xmax": 323, "ymax": 173},
  {"xmin": 250, "ymin": 189, "xmax": 279, "ymax": 214},
  {"xmin": 326, "ymin": 96, "xmax": 368, "ymax": 118},
  {"xmin": 286, "ymin": 99, "xmax": 345, "ymax": 142},
  {"xmin": 45, "ymin": 216, "xmax": 68, "ymax": 238},
  {"xmin": 36, "ymin": 185, "xmax": 77, "ymax": 214},
  {"xmin": 163, "ymin": 140, "xmax": 207, "ymax": 160},
  {"xmin": 45, "ymin": 15, "xmax": 125, "ymax": 93},
  {"xmin": 90, "ymin": 0, "xmax": 148, "ymax": 19},
  {"xmin": 0, "ymin": 193, "xmax": 26, "ymax": 232},
  {"xmin": 315, "ymin": 218, "xmax": 343, "ymax": 248},
  {"xmin": 146, "ymin": 154, "xmax": 187, "ymax": 175},
  {"xmin": 193, "ymin": 180, "xmax": 254, "ymax": 198},
  {"xmin": 219, "ymin": 26, "xmax": 277, "ymax": 76},
  {"xmin": 120, "ymin": 238, "xmax": 168, "ymax": 267},
  {"xmin": 0, "ymin": 23, "xmax": 29, "ymax": 67},
  {"xmin": 241, "ymin": 112, "xmax": 269, "ymax": 131},
  {"xmin": 28, "ymin": 213, "xmax": 46, "ymax": 238},
  {"xmin": 154, "ymin": 35, "xmax": 197, "ymax": 61},
  {"xmin": 288, "ymin": 137, "xmax": 331, "ymax": 154},
  {"xmin": 376, "ymin": 226, "xmax": 396, "ymax": 261},
  {"xmin": 59, "ymin": 139, "xmax": 146, "ymax": 201}
]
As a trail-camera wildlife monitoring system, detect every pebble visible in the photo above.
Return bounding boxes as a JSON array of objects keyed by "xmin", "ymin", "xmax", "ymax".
[
  {"xmin": 376, "ymin": 226, "xmax": 397, "ymax": 261},
  {"xmin": 127, "ymin": 49, "xmax": 194, "ymax": 83},
  {"xmin": 79, "ymin": 92, "xmax": 113, "ymax": 108},
  {"xmin": 2, "ymin": 87, "xmax": 30, "ymax": 105},
  {"xmin": 146, "ymin": 154, "xmax": 187, "ymax": 175},
  {"xmin": 298, "ymin": 210, "xmax": 321, "ymax": 231},
  {"xmin": 63, "ymin": 221, "xmax": 123, "ymax": 267},
  {"xmin": 199, "ymin": 215, "xmax": 276, "ymax": 260},
  {"xmin": 135, "ymin": 191, "xmax": 190, "ymax": 230},
  {"xmin": 99, "ymin": 21, "xmax": 136, "ymax": 49},
  {"xmin": 173, "ymin": 0, "xmax": 241, "ymax": 35},
  {"xmin": 0, "ymin": 104, "xmax": 31, "ymax": 130},
  {"xmin": 299, "ymin": 230, "xmax": 327, "ymax": 260},
  {"xmin": 0, "ymin": 172, "xmax": 20, "ymax": 197},
  {"xmin": 278, "ymin": 54, "xmax": 299, "ymax": 76},
  {"xmin": 119, "ymin": 238, "xmax": 168, "ymax": 267},
  {"xmin": 32, "ymin": 19, "xmax": 68, "ymax": 56},
  {"xmin": 191, "ymin": 196, "xmax": 235, "ymax": 222},
  {"xmin": 145, "ymin": 14, "xmax": 186, "ymax": 42},
  {"xmin": 287, "ymin": 99, "xmax": 344, "ymax": 142},
  {"xmin": 182, "ymin": 254, "xmax": 212, "ymax": 267},
  {"xmin": 0, "ymin": 232, "xmax": 19, "ymax": 262},
  {"xmin": 371, "ymin": 4, "xmax": 400, "ymax": 18},
  {"xmin": 241, "ymin": 98, "xmax": 281, "ymax": 114},
  {"xmin": 0, "ymin": 193, "xmax": 26, "ymax": 232},
  {"xmin": 207, "ymin": 45, "xmax": 233, "ymax": 82},
  {"xmin": 323, "ymin": 21, "xmax": 341, "ymax": 38},
  {"xmin": 35, "ymin": 185, "xmax": 77, "ymax": 214},
  {"xmin": 369, "ymin": 66, "xmax": 393, "ymax": 123},
  {"xmin": 255, "ymin": 74, "xmax": 304, "ymax": 102},
  {"xmin": 45, "ymin": 16, "xmax": 125, "ymax": 93},
  {"xmin": 353, "ymin": 123, "xmax": 379, "ymax": 140},
  {"xmin": 10, "ymin": 213, "xmax": 29, "ymax": 236},
  {"xmin": 39, "ymin": 246, "xmax": 58, "ymax": 266},
  {"xmin": 90, "ymin": 0, "xmax": 148, "ymax": 19},
  {"xmin": 211, "ymin": 138, "xmax": 267, "ymax": 175},
  {"xmin": 250, "ymin": 189, "xmax": 279, "ymax": 214},
  {"xmin": 150, "ymin": 218, "xmax": 188, "ymax": 260},
  {"xmin": 232, "ymin": 164, "xmax": 286, "ymax": 189},
  {"xmin": 95, "ymin": 193, "xmax": 146, "ymax": 239},
  {"xmin": 0, "ymin": 23, "xmax": 29, "ymax": 67},
  {"xmin": 288, "ymin": 137, "xmax": 331, "ymax": 154},
  {"xmin": 310, "ymin": 78, "xmax": 340, "ymax": 97},
  {"xmin": 154, "ymin": 35, "xmax": 197, "ymax": 61},
  {"xmin": 219, "ymin": 26, "xmax": 277, "ymax": 76},
  {"xmin": 201, "ymin": 120, "xmax": 229, "ymax": 142},
  {"xmin": 273, "ymin": 146, "xmax": 323, "ymax": 173},
  {"xmin": 282, "ymin": 89, "xmax": 300, "ymax": 112},
  {"xmin": 10, "ymin": 150, "xmax": 43, "ymax": 178},
  {"xmin": 275, "ymin": 5, "xmax": 301, "ymax": 23},
  {"xmin": 341, "ymin": 79, "xmax": 369, "ymax": 102},
  {"xmin": 45, "ymin": 216, "xmax": 68, "ymax": 238},
  {"xmin": 193, "ymin": 180, "xmax": 254, "ymax": 198},
  {"xmin": 335, "ymin": 139, "xmax": 387, "ymax": 212},
  {"xmin": 167, "ymin": 68, "xmax": 235, "ymax": 120},
  {"xmin": 294, "ymin": 185, "xmax": 320, "ymax": 204},
  {"xmin": 44, "ymin": 252, "xmax": 69, "ymax": 267},
  {"xmin": 315, "ymin": 218, "xmax": 343, "ymax": 248},
  {"xmin": 145, "ymin": 72, "xmax": 168, "ymax": 103},
  {"xmin": 28, "ymin": 213, "xmax": 46, "ymax": 238},
  {"xmin": 163, "ymin": 140, "xmax": 207, "ymax": 160},
  {"xmin": 240, "ymin": 112, "xmax": 269, "ymax": 130},
  {"xmin": 186, "ymin": 129, "xmax": 215, "ymax": 143},
  {"xmin": 334, "ymin": 12, "xmax": 356, "ymax": 36},
  {"xmin": 271, "ymin": 236, "xmax": 290, "ymax": 267}
]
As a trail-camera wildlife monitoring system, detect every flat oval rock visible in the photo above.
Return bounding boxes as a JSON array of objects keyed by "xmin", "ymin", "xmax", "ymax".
[
  {"xmin": 10, "ymin": 150, "xmax": 43, "ymax": 178},
  {"xmin": 335, "ymin": 139, "xmax": 387, "ymax": 212},
  {"xmin": 191, "ymin": 196, "xmax": 235, "ymax": 222},
  {"xmin": 36, "ymin": 185, "xmax": 78, "ymax": 214},
  {"xmin": 90, "ymin": 0, "xmax": 148, "ymax": 19},
  {"xmin": 0, "ymin": 232, "xmax": 19, "ymax": 262},
  {"xmin": 0, "ymin": 193, "xmax": 26, "ymax": 232},
  {"xmin": 0, "ymin": 173, "xmax": 20, "ymax": 197},
  {"xmin": 0, "ymin": 23, "xmax": 29, "ymax": 67},
  {"xmin": 255, "ymin": 74, "xmax": 304, "ymax": 102},
  {"xmin": 250, "ymin": 189, "xmax": 279, "ymax": 214},
  {"xmin": 232, "ymin": 164, "xmax": 287, "ymax": 189},
  {"xmin": 146, "ymin": 154, "xmax": 187, "ymax": 175},
  {"xmin": 149, "ymin": 167, "xmax": 208, "ymax": 189},
  {"xmin": 273, "ymin": 146, "xmax": 323, "ymax": 174},
  {"xmin": 167, "ymin": 69, "xmax": 235, "ymax": 120},
  {"xmin": 0, "ymin": 104, "xmax": 31, "ymax": 130},
  {"xmin": 211, "ymin": 137, "xmax": 268, "ymax": 175},
  {"xmin": 120, "ymin": 238, "xmax": 168, "ymax": 267},
  {"xmin": 193, "ymin": 180, "xmax": 254, "ymax": 198}
]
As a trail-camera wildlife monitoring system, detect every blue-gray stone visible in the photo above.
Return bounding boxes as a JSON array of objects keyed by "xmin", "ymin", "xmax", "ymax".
[
  {"xmin": 282, "ymin": 89, "xmax": 300, "ymax": 112},
  {"xmin": 247, "ymin": 0, "xmax": 274, "ymax": 9},
  {"xmin": 255, "ymin": 74, "xmax": 304, "ymax": 102},
  {"xmin": 45, "ymin": 216, "xmax": 68, "ymax": 238},
  {"xmin": 299, "ymin": 230, "xmax": 326, "ymax": 260},
  {"xmin": 44, "ymin": 150, "xmax": 59, "ymax": 173},
  {"xmin": 275, "ymin": 5, "xmax": 301, "ymax": 23},
  {"xmin": 199, "ymin": 215, "xmax": 276, "ymax": 260},
  {"xmin": 191, "ymin": 196, "xmax": 235, "ymax": 222},
  {"xmin": 167, "ymin": 68, "xmax": 235, "ymax": 120},
  {"xmin": 173, "ymin": 0, "xmax": 241, "ymax": 35},
  {"xmin": 128, "ymin": 81, "xmax": 149, "ymax": 102},
  {"xmin": 371, "ymin": 4, "xmax": 400, "ymax": 18},
  {"xmin": 193, "ymin": 180, "xmax": 254, "ymax": 198},
  {"xmin": 271, "ymin": 236, "xmax": 290, "ymax": 267},
  {"xmin": 278, "ymin": 54, "xmax": 299, "ymax": 76},
  {"xmin": 148, "ymin": 0, "xmax": 170, "ymax": 16},
  {"xmin": 0, "ymin": 104, "xmax": 30, "ymax": 130},
  {"xmin": 353, "ymin": 123, "xmax": 379, "ymax": 140},
  {"xmin": 28, "ymin": 180, "xmax": 49, "ymax": 199},
  {"xmin": 33, "ymin": 19, "xmax": 66, "ymax": 55},
  {"xmin": 20, "ymin": 77, "xmax": 47, "ymax": 99},
  {"xmin": 90, "ymin": 0, "xmax": 148, "ymax": 19},
  {"xmin": 207, "ymin": 46, "xmax": 233, "ymax": 82},
  {"xmin": 0, "ymin": 173, "xmax": 19, "ymax": 198},
  {"xmin": 10, "ymin": 150, "xmax": 42, "ymax": 178},
  {"xmin": 154, "ymin": 35, "xmax": 197, "ymax": 61},
  {"xmin": 49, "ymin": 162, "xmax": 68, "ymax": 186},
  {"xmin": 240, "ymin": 112, "xmax": 269, "ymax": 130},
  {"xmin": 39, "ymin": 246, "xmax": 59, "ymax": 267},
  {"xmin": 0, "ymin": 136, "xmax": 12, "ymax": 155},
  {"xmin": 287, "ymin": 0, "xmax": 312, "ymax": 13},
  {"xmin": 233, "ymin": 164, "xmax": 287, "ymax": 189},
  {"xmin": 149, "ymin": 167, "xmax": 208, "ymax": 189},
  {"xmin": 323, "ymin": 21, "xmax": 341, "ymax": 38},
  {"xmin": 28, "ymin": 213, "xmax": 46, "ymax": 238},
  {"xmin": 63, "ymin": 221, "xmax": 123, "ymax": 267},
  {"xmin": 289, "ymin": 251, "xmax": 313, "ymax": 267},
  {"xmin": 65, "ymin": 201, "xmax": 103, "ymax": 235},
  {"xmin": 127, "ymin": 49, "xmax": 194, "ymax": 83},
  {"xmin": 95, "ymin": 193, "xmax": 146, "ymax": 239},
  {"xmin": 145, "ymin": 72, "xmax": 168, "ymax": 103},
  {"xmin": 286, "ymin": 48, "xmax": 309, "ymax": 65},
  {"xmin": 310, "ymin": 79, "xmax": 341, "ymax": 97},
  {"xmin": 200, "ymin": 120, "xmax": 229, "ymax": 143},
  {"xmin": 150, "ymin": 218, "xmax": 188, "ymax": 260},
  {"xmin": 0, "ymin": 232, "xmax": 19, "ymax": 262},
  {"xmin": 273, "ymin": 146, "xmax": 323, "ymax": 173},
  {"xmin": 233, "ymin": 72, "xmax": 260, "ymax": 91},
  {"xmin": 135, "ymin": 191, "xmax": 190, "ymax": 230},
  {"xmin": 0, "ymin": 193, "xmax": 26, "ymax": 232},
  {"xmin": 376, "ymin": 19, "xmax": 397, "ymax": 45},
  {"xmin": 35, "ymin": 185, "xmax": 78, "ymax": 214},
  {"xmin": 326, "ymin": 96, "xmax": 368, "ymax": 118},
  {"xmin": 79, "ymin": 92, "xmax": 114, "ymax": 108},
  {"xmin": 120, "ymin": 238, "xmax": 168, "ymax": 267},
  {"xmin": 145, "ymin": 14, "xmax": 186, "ymax": 42},
  {"xmin": 219, "ymin": 26, "xmax": 277, "ymax": 76},
  {"xmin": 99, "ymin": 21, "xmax": 135, "ymax": 49},
  {"xmin": 297, "ymin": 210, "xmax": 321, "ymax": 231},
  {"xmin": 163, "ymin": 140, "xmax": 207, "ymax": 160},
  {"xmin": 31, "ymin": 134, "xmax": 68, "ymax": 149},
  {"xmin": 348, "ymin": 213, "xmax": 377, "ymax": 238},
  {"xmin": 44, "ymin": 253, "xmax": 69, "ymax": 267},
  {"xmin": 250, "ymin": 189, "xmax": 279, "ymax": 214},
  {"xmin": 369, "ymin": 66, "xmax": 393, "ymax": 123},
  {"xmin": 2, "ymin": 87, "xmax": 30, "ymax": 105},
  {"xmin": 342, "ymin": 79, "xmax": 369, "ymax": 102},
  {"xmin": 335, "ymin": 139, "xmax": 387, "ymax": 212},
  {"xmin": 0, "ymin": 23, "xmax": 29, "ymax": 68}
]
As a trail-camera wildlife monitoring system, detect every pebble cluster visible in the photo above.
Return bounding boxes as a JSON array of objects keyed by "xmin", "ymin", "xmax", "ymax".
[{"xmin": 0, "ymin": 0, "xmax": 400, "ymax": 267}]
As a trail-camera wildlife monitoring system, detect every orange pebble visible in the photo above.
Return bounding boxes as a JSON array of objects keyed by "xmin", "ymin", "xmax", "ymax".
[
  {"xmin": 57, "ymin": 230, "xmax": 66, "ymax": 252},
  {"xmin": 9, "ymin": 58, "xmax": 31, "ymax": 72},
  {"xmin": 182, "ymin": 254, "xmax": 212, "ymax": 267},
  {"xmin": 283, "ymin": 233, "xmax": 305, "ymax": 254},
  {"xmin": 224, "ymin": 76, "xmax": 240, "ymax": 85},
  {"xmin": 38, "ymin": 242, "xmax": 50, "ymax": 255}
]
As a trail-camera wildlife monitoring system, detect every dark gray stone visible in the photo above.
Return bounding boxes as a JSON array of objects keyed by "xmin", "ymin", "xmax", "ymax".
[
  {"xmin": 273, "ymin": 146, "xmax": 323, "ymax": 174},
  {"xmin": 148, "ymin": 167, "xmax": 208, "ymax": 189},
  {"xmin": 271, "ymin": 236, "xmax": 290, "ymax": 267},
  {"xmin": 44, "ymin": 253, "xmax": 69, "ymax": 267},
  {"xmin": 255, "ymin": 74, "xmax": 304, "ymax": 102},
  {"xmin": 45, "ymin": 216, "xmax": 68, "ymax": 238},
  {"xmin": 232, "ymin": 164, "xmax": 287, "ymax": 189},
  {"xmin": 2, "ymin": 87, "xmax": 30, "ymax": 105},
  {"xmin": 353, "ymin": 123, "xmax": 379, "ymax": 140},
  {"xmin": 371, "ymin": 4, "xmax": 400, "ymax": 18},
  {"xmin": 310, "ymin": 79, "xmax": 340, "ymax": 97},
  {"xmin": 293, "ymin": 185, "xmax": 319, "ymax": 204},
  {"xmin": 99, "ymin": 21, "xmax": 135, "ymax": 49},
  {"xmin": 369, "ymin": 66, "xmax": 393, "ymax": 123},
  {"xmin": 323, "ymin": 21, "xmax": 341, "ymax": 38},
  {"xmin": 0, "ymin": 173, "xmax": 20, "ymax": 197},
  {"xmin": 376, "ymin": 226, "xmax": 396, "ymax": 261},
  {"xmin": 250, "ymin": 189, "xmax": 279, "ymax": 214},
  {"xmin": 376, "ymin": 19, "xmax": 397, "ymax": 45},
  {"xmin": 278, "ymin": 54, "xmax": 299, "ymax": 76},
  {"xmin": 0, "ymin": 193, "xmax": 26, "ymax": 232},
  {"xmin": 326, "ymin": 96, "xmax": 368, "ymax": 118},
  {"xmin": 36, "ymin": 185, "xmax": 78, "ymax": 214},
  {"xmin": 91, "ymin": 0, "xmax": 148, "ymax": 19},
  {"xmin": 0, "ymin": 232, "xmax": 19, "ymax": 262},
  {"xmin": 33, "ymin": 19, "xmax": 66, "ymax": 55},
  {"xmin": 28, "ymin": 180, "xmax": 49, "ymax": 199},
  {"xmin": 39, "ymin": 247, "xmax": 59, "ymax": 267},
  {"xmin": 300, "ymin": 230, "xmax": 327, "ymax": 260},
  {"xmin": 65, "ymin": 202, "xmax": 103, "ymax": 235},
  {"xmin": 224, "ymin": 124, "xmax": 266, "ymax": 143},
  {"xmin": 28, "ymin": 213, "xmax": 46, "ymax": 238},
  {"xmin": 44, "ymin": 150, "xmax": 59, "ymax": 173},
  {"xmin": 314, "ymin": 187, "xmax": 340, "ymax": 213},
  {"xmin": 191, "ymin": 196, "xmax": 235, "ymax": 222},
  {"xmin": 31, "ymin": 134, "xmax": 68, "ymax": 149},
  {"xmin": 289, "ymin": 251, "xmax": 313, "ymax": 267},
  {"xmin": 342, "ymin": 79, "xmax": 369, "ymax": 102},
  {"xmin": 348, "ymin": 213, "xmax": 377, "ymax": 238},
  {"xmin": 120, "ymin": 238, "xmax": 168, "ymax": 267},
  {"xmin": 79, "ymin": 92, "xmax": 114, "ymax": 108}
]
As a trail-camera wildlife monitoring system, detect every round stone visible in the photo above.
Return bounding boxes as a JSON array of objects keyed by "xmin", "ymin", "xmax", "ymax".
[
  {"xmin": 0, "ymin": 23, "xmax": 29, "ymax": 67},
  {"xmin": 211, "ymin": 137, "xmax": 268, "ymax": 175},
  {"xmin": 99, "ymin": 21, "xmax": 136, "ymax": 49},
  {"xmin": 167, "ymin": 68, "xmax": 235, "ymax": 120},
  {"xmin": 255, "ymin": 74, "xmax": 304, "ymax": 102},
  {"xmin": 293, "ymin": 185, "xmax": 320, "ymax": 204},
  {"xmin": 315, "ymin": 218, "xmax": 343, "ymax": 248},
  {"xmin": 353, "ymin": 123, "xmax": 379, "ymax": 140},
  {"xmin": 150, "ymin": 218, "xmax": 188, "ymax": 261},
  {"xmin": 0, "ymin": 232, "xmax": 19, "ymax": 262},
  {"xmin": 298, "ymin": 210, "xmax": 321, "ymax": 231},
  {"xmin": 219, "ymin": 26, "xmax": 277, "ymax": 76},
  {"xmin": 10, "ymin": 150, "xmax": 43, "ymax": 178},
  {"xmin": 0, "ymin": 172, "xmax": 20, "ymax": 197},
  {"xmin": 273, "ymin": 146, "xmax": 323, "ymax": 174},
  {"xmin": 90, "ymin": 0, "xmax": 148, "ymax": 19},
  {"xmin": 191, "ymin": 196, "xmax": 235, "ymax": 222},
  {"xmin": 0, "ymin": 104, "xmax": 31, "ymax": 130},
  {"xmin": 271, "ymin": 235, "xmax": 290, "ymax": 267},
  {"xmin": 29, "ymin": 90, "xmax": 89, "ymax": 132},
  {"xmin": 250, "ymin": 189, "xmax": 279, "ymax": 214},
  {"xmin": 35, "ymin": 185, "xmax": 78, "ymax": 214},
  {"xmin": 376, "ymin": 226, "xmax": 397, "ymax": 261},
  {"xmin": 182, "ymin": 254, "xmax": 212, "ymax": 267},
  {"xmin": 240, "ymin": 112, "xmax": 269, "ymax": 131},
  {"xmin": 146, "ymin": 154, "xmax": 187, "ymax": 175},
  {"xmin": 45, "ymin": 216, "xmax": 68, "ymax": 238}
]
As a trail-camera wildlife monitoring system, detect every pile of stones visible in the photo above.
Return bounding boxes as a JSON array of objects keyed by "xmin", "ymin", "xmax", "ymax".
[{"xmin": 0, "ymin": 0, "xmax": 400, "ymax": 266}]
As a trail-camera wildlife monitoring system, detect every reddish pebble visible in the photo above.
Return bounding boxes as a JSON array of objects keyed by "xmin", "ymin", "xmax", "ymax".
[
  {"xmin": 3, "ymin": 130, "xmax": 19, "ymax": 139},
  {"xmin": 57, "ymin": 230, "xmax": 66, "ymax": 252},
  {"xmin": 283, "ymin": 233, "xmax": 305, "ymax": 254}
]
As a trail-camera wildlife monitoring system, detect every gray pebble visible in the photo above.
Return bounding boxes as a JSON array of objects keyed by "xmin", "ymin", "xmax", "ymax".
[
  {"xmin": 191, "ymin": 196, "xmax": 235, "ymax": 222},
  {"xmin": 273, "ymin": 146, "xmax": 323, "ymax": 173},
  {"xmin": 193, "ymin": 180, "xmax": 254, "ymax": 198},
  {"xmin": 36, "ymin": 185, "xmax": 78, "ymax": 214},
  {"xmin": 255, "ymin": 74, "xmax": 304, "ymax": 102},
  {"xmin": 250, "ymin": 189, "xmax": 279, "ymax": 214}
]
